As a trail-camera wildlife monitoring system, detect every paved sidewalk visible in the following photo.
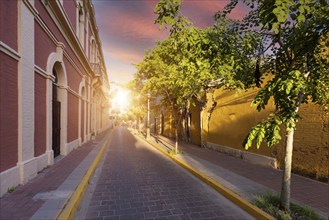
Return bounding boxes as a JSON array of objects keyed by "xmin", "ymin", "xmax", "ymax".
[
  {"xmin": 0, "ymin": 130, "xmax": 110, "ymax": 220},
  {"xmin": 139, "ymin": 132, "xmax": 328, "ymax": 219}
]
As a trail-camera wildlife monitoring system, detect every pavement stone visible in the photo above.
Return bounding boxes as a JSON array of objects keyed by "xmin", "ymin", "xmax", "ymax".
[
  {"xmin": 149, "ymin": 133, "xmax": 329, "ymax": 218},
  {"xmin": 77, "ymin": 127, "xmax": 254, "ymax": 220}
]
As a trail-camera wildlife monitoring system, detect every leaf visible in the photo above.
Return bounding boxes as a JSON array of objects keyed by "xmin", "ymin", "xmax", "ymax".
[
  {"xmin": 196, "ymin": 59, "xmax": 202, "ymax": 66},
  {"xmin": 297, "ymin": 14, "xmax": 306, "ymax": 23},
  {"xmin": 164, "ymin": 17, "xmax": 176, "ymax": 26},
  {"xmin": 286, "ymin": 80, "xmax": 294, "ymax": 94},
  {"xmin": 256, "ymin": 127, "xmax": 265, "ymax": 148}
]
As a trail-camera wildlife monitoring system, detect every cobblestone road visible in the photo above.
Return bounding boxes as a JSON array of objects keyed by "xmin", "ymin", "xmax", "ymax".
[{"xmin": 76, "ymin": 127, "xmax": 254, "ymax": 220}]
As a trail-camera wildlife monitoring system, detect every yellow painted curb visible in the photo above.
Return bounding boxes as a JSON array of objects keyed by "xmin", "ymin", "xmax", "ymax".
[
  {"xmin": 135, "ymin": 133, "xmax": 275, "ymax": 220},
  {"xmin": 55, "ymin": 131, "xmax": 112, "ymax": 220}
]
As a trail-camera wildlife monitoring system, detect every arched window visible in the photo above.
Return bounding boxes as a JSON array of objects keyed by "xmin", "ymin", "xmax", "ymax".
[{"xmin": 90, "ymin": 39, "xmax": 96, "ymax": 63}]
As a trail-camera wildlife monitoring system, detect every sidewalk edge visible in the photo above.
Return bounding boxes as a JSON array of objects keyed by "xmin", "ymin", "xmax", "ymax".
[
  {"xmin": 135, "ymin": 133, "xmax": 276, "ymax": 220},
  {"xmin": 54, "ymin": 131, "xmax": 112, "ymax": 220}
]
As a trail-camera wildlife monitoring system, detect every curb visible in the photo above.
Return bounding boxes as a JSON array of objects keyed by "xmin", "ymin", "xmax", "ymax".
[
  {"xmin": 55, "ymin": 131, "xmax": 112, "ymax": 220},
  {"xmin": 134, "ymin": 133, "xmax": 276, "ymax": 220}
]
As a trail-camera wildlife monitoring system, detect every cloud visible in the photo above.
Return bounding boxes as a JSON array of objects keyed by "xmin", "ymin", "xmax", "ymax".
[
  {"xmin": 181, "ymin": 0, "xmax": 248, "ymax": 27},
  {"xmin": 92, "ymin": 0, "xmax": 249, "ymax": 85},
  {"xmin": 94, "ymin": 1, "xmax": 168, "ymax": 46},
  {"xmin": 105, "ymin": 58, "xmax": 136, "ymax": 84},
  {"xmin": 103, "ymin": 46, "xmax": 143, "ymax": 65}
]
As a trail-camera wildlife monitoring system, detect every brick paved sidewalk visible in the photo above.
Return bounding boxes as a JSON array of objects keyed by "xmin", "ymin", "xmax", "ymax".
[
  {"xmin": 146, "ymin": 133, "xmax": 328, "ymax": 218},
  {"xmin": 0, "ymin": 130, "xmax": 110, "ymax": 220}
]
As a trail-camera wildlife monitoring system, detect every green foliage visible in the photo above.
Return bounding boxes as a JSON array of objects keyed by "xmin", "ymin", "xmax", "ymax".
[
  {"xmin": 135, "ymin": 0, "xmax": 262, "ymax": 126},
  {"xmin": 244, "ymin": 113, "xmax": 282, "ymax": 149},
  {"xmin": 7, "ymin": 186, "xmax": 15, "ymax": 193},
  {"xmin": 155, "ymin": 0, "xmax": 182, "ymax": 30},
  {"xmin": 239, "ymin": 0, "xmax": 329, "ymax": 149},
  {"xmin": 168, "ymin": 149, "xmax": 185, "ymax": 156},
  {"xmin": 253, "ymin": 193, "xmax": 326, "ymax": 220}
]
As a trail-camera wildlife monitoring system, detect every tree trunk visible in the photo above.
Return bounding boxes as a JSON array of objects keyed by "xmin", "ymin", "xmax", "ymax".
[
  {"xmin": 175, "ymin": 127, "xmax": 178, "ymax": 154},
  {"xmin": 200, "ymin": 106, "xmax": 204, "ymax": 147},
  {"xmin": 280, "ymin": 56, "xmax": 309, "ymax": 211},
  {"xmin": 207, "ymin": 91, "xmax": 217, "ymax": 132},
  {"xmin": 181, "ymin": 115, "xmax": 187, "ymax": 142},
  {"xmin": 187, "ymin": 112, "xmax": 191, "ymax": 143},
  {"xmin": 280, "ymin": 128, "xmax": 294, "ymax": 211},
  {"xmin": 280, "ymin": 81, "xmax": 305, "ymax": 211}
]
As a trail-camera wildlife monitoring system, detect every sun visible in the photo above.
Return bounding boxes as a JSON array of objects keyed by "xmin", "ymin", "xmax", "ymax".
[{"xmin": 113, "ymin": 89, "xmax": 130, "ymax": 113}]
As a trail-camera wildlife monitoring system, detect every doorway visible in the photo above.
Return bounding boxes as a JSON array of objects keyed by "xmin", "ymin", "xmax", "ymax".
[{"xmin": 52, "ymin": 68, "xmax": 61, "ymax": 157}]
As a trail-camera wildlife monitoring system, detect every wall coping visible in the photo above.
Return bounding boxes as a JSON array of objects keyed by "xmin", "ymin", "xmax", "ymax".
[{"xmin": 207, "ymin": 142, "xmax": 278, "ymax": 169}]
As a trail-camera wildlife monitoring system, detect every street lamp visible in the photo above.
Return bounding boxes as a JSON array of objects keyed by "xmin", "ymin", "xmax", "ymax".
[{"xmin": 146, "ymin": 93, "xmax": 151, "ymax": 139}]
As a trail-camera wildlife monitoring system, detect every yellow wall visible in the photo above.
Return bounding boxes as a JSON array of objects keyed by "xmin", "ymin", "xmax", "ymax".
[
  {"xmin": 162, "ymin": 108, "xmax": 175, "ymax": 138},
  {"xmin": 203, "ymin": 87, "xmax": 328, "ymax": 180},
  {"xmin": 159, "ymin": 86, "xmax": 328, "ymax": 180},
  {"xmin": 205, "ymin": 88, "xmax": 274, "ymax": 156},
  {"xmin": 189, "ymin": 104, "xmax": 201, "ymax": 146},
  {"xmin": 288, "ymin": 104, "xmax": 328, "ymax": 180}
]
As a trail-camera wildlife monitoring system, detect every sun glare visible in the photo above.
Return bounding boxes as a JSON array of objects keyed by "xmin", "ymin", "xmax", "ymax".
[{"xmin": 113, "ymin": 89, "xmax": 130, "ymax": 113}]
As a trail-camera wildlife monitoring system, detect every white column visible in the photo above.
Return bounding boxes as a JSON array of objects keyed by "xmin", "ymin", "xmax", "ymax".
[
  {"xmin": 90, "ymin": 88, "xmax": 94, "ymax": 133},
  {"xmin": 78, "ymin": 80, "xmax": 85, "ymax": 145},
  {"xmin": 87, "ymin": 81, "xmax": 91, "ymax": 139},
  {"xmin": 46, "ymin": 77, "xmax": 54, "ymax": 165},
  {"xmin": 80, "ymin": 87, "xmax": 86, "ymax": 144},
  {"xmin": 78, "ymin": 92, "xmax": 82, "ymax": 146},
  {"xmin": 17, "ymin": 0, "xmax": 37, "ymax": 184}
]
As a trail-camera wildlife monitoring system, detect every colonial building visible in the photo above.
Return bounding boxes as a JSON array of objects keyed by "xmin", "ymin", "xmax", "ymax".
[{"xmin": 0, "ymin": 0, "xmax": 110, "ymax": 196}]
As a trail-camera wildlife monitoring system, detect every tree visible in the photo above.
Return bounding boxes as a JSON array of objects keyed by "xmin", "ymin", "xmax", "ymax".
[
  {"xmin": 125, "ymin": 80, "xmax": 148, "ymax": 132},
  {"xmin": 151, "ymin": 0, "xmax": 261, "ymax": 147},
  {"xmin": 135, "ymin": 36, "xmax": 188, "ymax": 153},
  {"xmin": 236, "ymin": 0, "xmax": 329, "ymax": 211}
]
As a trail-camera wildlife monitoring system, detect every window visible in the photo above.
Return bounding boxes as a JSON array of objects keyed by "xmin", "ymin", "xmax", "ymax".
[
  {"xmin": 90, "ymin": 39, "xmax": 96, "ymax": 63},
  {"xmin": 78, "ymin": 3, "xmax": 84, "ymax": 48}
]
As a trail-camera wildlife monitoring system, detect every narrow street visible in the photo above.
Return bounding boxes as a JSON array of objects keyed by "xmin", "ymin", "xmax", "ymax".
[{"xmin": 75, "ymin": 126, "xmax": 254, "ymax": 220}]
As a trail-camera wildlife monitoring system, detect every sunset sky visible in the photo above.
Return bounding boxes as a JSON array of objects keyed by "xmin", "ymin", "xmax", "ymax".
[{"xmin": 92, "ymin": 0, "xmax": 249, "ymax": 89}]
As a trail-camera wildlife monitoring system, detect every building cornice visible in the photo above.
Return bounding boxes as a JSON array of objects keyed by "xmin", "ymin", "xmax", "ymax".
[
  {"xmin": 85, "ymin": 1, "xmax": 107, "ymax": 75},
  {"xmin": 21, "ymin": 0, "xmax": 109, "ymax": 96},
  {"xmin": 0, "ymin": 41, "xmax": 21, "ymax": 61},
  {"xmin": 45, "ymin": 0, "xmax": 94, "ymax": 77},
  {"xmin": 35, "ymin": 65, "xmax": 55, "ymax": 80}
]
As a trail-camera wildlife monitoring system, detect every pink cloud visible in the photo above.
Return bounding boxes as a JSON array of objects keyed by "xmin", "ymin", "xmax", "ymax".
[
  {"xmin": 104, "ymin": 46, "xmax": 144, "ymax": 65},
  {"xmin": 94, "ymin": 2, "xmax": 168, "ymax": 46},
  {"xmin": 108, "ymin": 10, "xmax": 167, "ymax": 42},
  {"xmin": 183, "ymin": 1, "xmax": 228, "ymax": 14}
]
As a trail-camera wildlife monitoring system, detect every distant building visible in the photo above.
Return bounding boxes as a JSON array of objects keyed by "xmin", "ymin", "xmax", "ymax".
[{"xmin": 0, "ymin": 0, "xmax": 110, "ymax": 196}]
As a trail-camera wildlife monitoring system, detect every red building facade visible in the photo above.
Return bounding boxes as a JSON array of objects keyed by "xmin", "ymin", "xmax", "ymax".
[{"xmin": 0, "ymin": 0, "xmax": 110, "ymax": 196}]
